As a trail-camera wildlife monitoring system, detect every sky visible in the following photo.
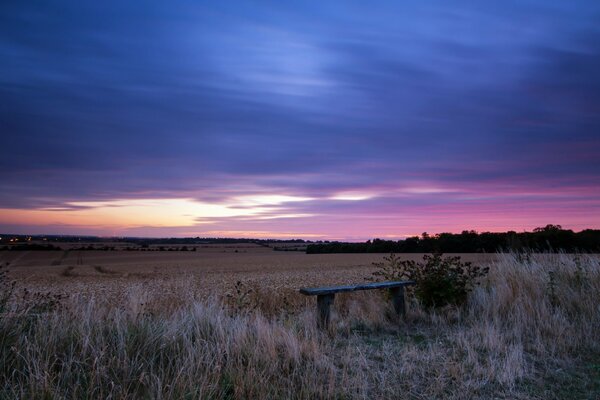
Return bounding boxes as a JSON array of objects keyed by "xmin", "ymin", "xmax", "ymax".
[{"xmin": 1, "ymin": 1, "xmax": 599, "ymax": 240}]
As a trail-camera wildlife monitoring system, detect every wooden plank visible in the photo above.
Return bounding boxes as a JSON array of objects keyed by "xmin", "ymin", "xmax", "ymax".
[{"xmin": 299, "ymin": 280, "xmax": 415, "ymax": 296}]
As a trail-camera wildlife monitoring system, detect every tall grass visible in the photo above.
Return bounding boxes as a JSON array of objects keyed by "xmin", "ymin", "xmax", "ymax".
[{"xmin": 1, "ymin": 253, "xmax": 599, "ymax": 399}]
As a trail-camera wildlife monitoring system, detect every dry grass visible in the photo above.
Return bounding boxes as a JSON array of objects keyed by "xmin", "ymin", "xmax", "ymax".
[{"xmin": 1, "ymin": 252, "xmax": 599, "ymax": 399}]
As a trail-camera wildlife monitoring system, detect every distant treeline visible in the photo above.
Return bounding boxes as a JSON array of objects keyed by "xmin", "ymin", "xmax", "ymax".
[
  {"xmin": 0, "ymin": 244, "xmax": 62, "ymax": 251},
  {"xmin": 306, "ymin": 225, "xmax": 600, "ymax": 254},
  {"xmin": 0, "ymin": 235, "xmax": 310, "ymax": 245},
  {"xmin": 124, "ymin": 238, "xmax": 308, "ymax": 246}
]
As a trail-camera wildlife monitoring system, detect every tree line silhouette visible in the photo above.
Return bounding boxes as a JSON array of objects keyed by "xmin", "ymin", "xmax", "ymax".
[{"xmin": 306, "ymin": 225, "xmax": 600, "ymax": 253}]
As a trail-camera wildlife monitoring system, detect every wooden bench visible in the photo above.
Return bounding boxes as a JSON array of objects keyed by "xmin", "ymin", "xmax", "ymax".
[{"xmin": 299, "ymin": 281, "xmax": 415, "ymax": 328}]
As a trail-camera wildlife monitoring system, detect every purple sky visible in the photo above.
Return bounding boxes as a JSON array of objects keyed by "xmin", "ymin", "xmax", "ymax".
[{"xmin": 1, "ymin": 1, "xmax": 599, "ymax": 240}]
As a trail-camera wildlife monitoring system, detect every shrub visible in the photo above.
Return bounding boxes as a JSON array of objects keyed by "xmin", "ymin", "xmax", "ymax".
[{"xmin": 372, "ymin": 253, "xmax": 489, "ymax": 308}]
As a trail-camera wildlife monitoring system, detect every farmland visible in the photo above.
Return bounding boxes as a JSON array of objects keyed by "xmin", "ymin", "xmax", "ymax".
[
  {"xmin": 1, "ymin": 246, "xmax": 599, "ymax": 399},
  {"xmin": 1, "ymin": 244, "xmax": 495, "ymax": 303}
]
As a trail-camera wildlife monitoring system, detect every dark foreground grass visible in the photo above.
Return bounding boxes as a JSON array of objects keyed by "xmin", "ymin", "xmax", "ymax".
[{"xmin": 1, "ymin": 253, "xmax": 599, "ymax": 399}]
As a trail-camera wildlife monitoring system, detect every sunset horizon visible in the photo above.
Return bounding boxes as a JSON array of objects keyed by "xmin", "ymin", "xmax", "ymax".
[{"xmin": 0, "ymin": 221, "xmax": 597, "ymax": 243}]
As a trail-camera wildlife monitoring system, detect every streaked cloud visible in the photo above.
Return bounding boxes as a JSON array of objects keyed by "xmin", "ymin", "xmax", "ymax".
[{"xmin": 0, "ymin": 0, "xmax": 599, "ymax": 238}]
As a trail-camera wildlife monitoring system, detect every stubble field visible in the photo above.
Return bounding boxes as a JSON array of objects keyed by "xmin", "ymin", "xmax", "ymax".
[{"xmin": 1, "ymin": 244, "xmax": 496, "ymax": 305}]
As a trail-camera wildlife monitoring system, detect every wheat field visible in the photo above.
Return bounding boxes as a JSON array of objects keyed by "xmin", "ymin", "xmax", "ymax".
[
  {"xmin": 1, "ymin": 250, "xmax": 599, "ymax": 399},
  {"xmin": 1, "ymin": 247, "xmax": 494, "ymax": 300}
]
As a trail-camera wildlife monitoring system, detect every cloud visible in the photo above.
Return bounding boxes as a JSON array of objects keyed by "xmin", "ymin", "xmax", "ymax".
[{"xmin": 0, "ymin": 0, "xmax": 599, "ymax": 237}]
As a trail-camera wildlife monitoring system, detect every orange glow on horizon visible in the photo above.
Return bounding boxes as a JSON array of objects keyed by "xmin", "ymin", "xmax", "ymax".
[
  {"xmin": 0, "ymin": 196, "xmax": 316, "ymax": 230},
  {"xmin": 0, "ymin": 191, "xmax": 598, "ymax": 240}
]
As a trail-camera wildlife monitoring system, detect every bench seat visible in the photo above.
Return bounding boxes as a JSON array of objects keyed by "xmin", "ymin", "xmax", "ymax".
[
  {"xmin": 300, "ymin": 280, "xmax": 415, "ymax": 296},
  {"xmin": 299, "ymin": 280, "xmax": 416, "ymax": 328}
]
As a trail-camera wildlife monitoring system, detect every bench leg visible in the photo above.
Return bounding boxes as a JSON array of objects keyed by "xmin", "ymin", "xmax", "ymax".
[
  {"xmin": 389, "ymin": 286, "xmax": 406, "ymax": 318},
  {"xmin": 317, "ymin": 293, "xmax": 335, "ymax": 329}
]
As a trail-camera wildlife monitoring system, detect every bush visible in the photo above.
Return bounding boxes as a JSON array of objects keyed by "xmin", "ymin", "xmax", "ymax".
[{"xmin": 372, "ymin": 253, "xmax": 489, "ymax": 308}]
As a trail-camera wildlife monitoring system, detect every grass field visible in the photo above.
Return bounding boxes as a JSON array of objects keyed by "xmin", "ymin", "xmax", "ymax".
[{"xmin": 1, "ymin": 247, "xmax": 599, "ymax": 398}]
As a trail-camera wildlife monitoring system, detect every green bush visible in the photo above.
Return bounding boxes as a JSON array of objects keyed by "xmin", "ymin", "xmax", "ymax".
[{"xmin": 372, "ymin": 253, "xmax": 489, "ymax": 308}]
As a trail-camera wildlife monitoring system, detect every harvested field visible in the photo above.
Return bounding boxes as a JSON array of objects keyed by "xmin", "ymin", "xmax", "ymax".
[
  {"xmin": 1, "ymin": 250, "xmax": 599, "ymax": 399},
  {"xmin": 1, "ymin": 246, "xmax": 495, "ymax": 303}
]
